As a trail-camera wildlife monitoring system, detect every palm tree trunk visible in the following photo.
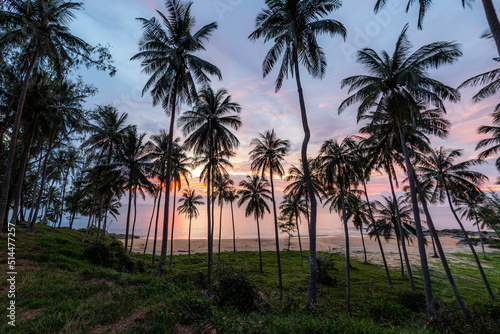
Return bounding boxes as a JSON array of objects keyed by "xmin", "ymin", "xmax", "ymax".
[
  {"xmin": 10, "ymin": 116, "xmax": 38, "ymax": 227},
  {"xmin": 69, "ymin": 212, "xmax": 76, "ymax": 230},
  {"xmin": 296, "ymin": 216, "xmax": 303, "ymax": 265},
  {"xmin": 28, "ymin": 134, "xmax": 55, "ymax": 231},
  {"xmin": 129, "ymin": 189, "xmax": 138, "ymax": 254},
  {"xmin": 359, "ymin": 225, "xmax": 368, "ymax": 264},
  {"xmin": 96, "ymin": 196, "xmax": 104, "ymax": 243},
  {"xmin": 0, "ymin": 49, "xmax": 37, "ymax": 233},
  {"xmin": 445, "ymin": 186, "xmax": 495, "ymax": 300},
  {"xmin": 482, "ymin": 0, "xmax": 500, "ymax": 57},
  {"xmin": 269, "ymin": 169, "xmax": 283, "ymax": 299},
  {"xmin": 218, "ymin": 200, "xmax": 223, "ymax": 266},
  {"xmin": 397, "ymin": 123, "xmax": 436, "ymax": 316},
  {"xmin": 169, "ymin": 188, "xmax": 178, "ymax": 270},
  {"xmin": 101, "ymin": 210, "xmax": 109, "ymax": 243},
  {"xmin": 341, "ymin": 190, "xmax": 351, "ymax": 314},
  {"xmin": 157, "ymin": 77, "xmax": 178, "ymax": 277},
  {"xmin": 386, "ymin": 160, "xmax": 415, "ymax": 290},
  {"xmin": 474, "ymin": 212, "xmax": 487, "ymax": 260},
  {"xmin": 231, "ymin": 200, "xmax": 236, "ymax": 253},
  {"xmin": 206, "ymin": 159, "xmax": 213, "ymax": 285},
  {"xmin": 144, "ymin": 194, "xmax": 158, "ymax": 254},
  {"xmin": 188, "ymin": 216, "xmax": 192, "ymax": 263},
  {"xmin": 125, "ymin": 188, "xmax": 133, "ymax": 252},
  {"xmin": 27, "ymin": 151, "xmax": 44, "ymax": 224},
  {"xmin": 256, "ymin": 214, "xmax": 263, "ymax": 273},
  {"xmin": 153, "ymin": 180, "xmax": 163, "ymax": 265},
  {"xmin": 394, "ymin": 225, "xmax": 405, "ymax": 275},
  {"xmin": 293, "ymin": 50, "xmax": 318, "ymax": 304},
  {"xmin": 413, "ymin": 175, "xmax": 470, "ymax": 317},
  {"xmin": 430, "ymin": 233, "xmax": 439, "ymax": 257},
  {"xmin": 362, "ymin": 181, "xmax": 392, "ymax": 285},
  {"xmin": 57, "ymin": 171, "xmax": 69, "ymax": 228}
]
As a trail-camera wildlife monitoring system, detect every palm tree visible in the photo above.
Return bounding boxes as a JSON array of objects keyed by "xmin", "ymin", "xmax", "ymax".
[
  {"xmin": 132, "ymin": 0, "xmax": 221, "ymax": 276},
  {"xmin": 178, "ymin": 188, "xmax": 203, "ymax": 263},
  {"xmin": 319, "ymin": 137, "xmax": 359, "ymax": 314},
  {"xmin": 373, "ymin": 195, "xmax": 417, "ymax": 275},
  {"xmin": 213, "ymin": 175, "xmax": 234, "ymax": 265},
  {"xmin": 238, "ymin": 175, "xmax": 272, "ymax": 273},
  {"xmin": 55, "ymin": 147, "xmax": 81, "ymax": 228},
  {"xmin": 115, "ymin": 126, "xmax": 153, "ymax": 253},
  {"xmin": 374, "ymin": 0, "xmax": 500, "ymax": 57},
  {"xmin": 249, "ymin": 0, "xmax": 346, "ymax": 304},
  {"xmin": 339, "ymin": 24, "xmax": 464, "ymax": 317},
  {"xmin": 249, "ymin": 129, "xmax": 290, "ymax": 298},
  {"xmin": 0, "ymin": 0, "xmax": 114, "ymax": 231},
  {"xmin": 279, "ymin": 194, "xmax": 308, "ymax": 263},
  {"xmin": 455, "ymin": 191, "xmax": 489, "ymax": 260},
  {"xmin": 144, "ymin": 131, "xmax": 180, "ymax": 266},
  {"xmin": 417, "ymin": 147, "xmax": 495, "ymax": 300},
  {"xmin": 169, "ymin": 144, "xmax": 192, "ymax": 270},
  {"xmin": 225, "ymin": 188, "xmax": 239, "ymax": 253},
  {"xmin": 179, "ymin": 86, "xmax": 241, "ymax": 284}
]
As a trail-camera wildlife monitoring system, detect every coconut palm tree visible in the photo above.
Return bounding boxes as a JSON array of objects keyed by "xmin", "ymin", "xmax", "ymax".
[
  {"xmin": 238, "ymin": 175, "xmax": 272, "ymax": 273},
  {"xmin": 178, "ymin": 188, "xmax": 203, "ymax": 263},
  {"xmin": 132, "ymin": 0, "xmax": 221, "ymax": 276},
  {"xmin": 339, "ymin": 24, "xmax": 464, "ymax": 317},
  {"xmin": 144, "ymin": 131, "xmax": 180, "ymax": 265},
  {"xmin": 250, "ymin": 129, "xmax": 290, "ymax": 298},
  {"xmin": 115, "ymin": 126, "xmax": 153, "ymax": 253},
  {"xmin": 417, "ymin": 147, "xmax": 495, "ymax": 300},
  {"xmin": 455, "ymin": 191, "xmax": 489, "ymax": 260},
  {"xmin": 279, "ymin": 194, "xmax": 308, "ymax": 263},
  {"xmin": 374, "ymin": 0, "xmax": 500, "ymax": 57},
  {"xmin": 318, "ymin": 137, "xmax": 359, "ymax": 314},
  {"xmin": 225, "ymin": 188, "xmax": 239, "ymax": 253},
  {"xmin": 169, "ymin": 144, "xmax": 192, "ymax": 270},
  {"xmin": 213, "ymin": 175, "xmax": 234, "ymax": 265},
  {"xmin": 0, "ymin": 0, "xmax": 114, "ymax": 231},
  {"xmin": 179, "ymin": 86, "xmax": 241, "ymax": 284},
  {"xmin": 249, "ymin": 0, "xmax": 346, "ymax": 304}
]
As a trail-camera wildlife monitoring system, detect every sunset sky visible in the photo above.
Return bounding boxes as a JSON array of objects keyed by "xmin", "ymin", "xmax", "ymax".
[{"xmin": 68, "ymin": 0, "xmax": 500, "ymax": 235}]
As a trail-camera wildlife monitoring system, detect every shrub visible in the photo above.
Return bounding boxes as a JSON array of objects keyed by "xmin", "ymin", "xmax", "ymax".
[
  {"xmin": 316, "ymin": 253, "xmax": 337, "ymax": 286},
  {"xmin": 217, "ymin": 273, "xmax": 257, "ymax": 312}
]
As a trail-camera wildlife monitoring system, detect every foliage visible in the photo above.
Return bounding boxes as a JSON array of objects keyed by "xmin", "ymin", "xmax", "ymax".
[{"xmin": 217, "ymin": 273, "xmax": 258, "ymax": 313}]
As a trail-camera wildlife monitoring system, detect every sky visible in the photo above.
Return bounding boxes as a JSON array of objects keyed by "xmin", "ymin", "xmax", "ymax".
[{"xmin": 67, "ymin": 0, "xmax": 500, "ymax": 236}]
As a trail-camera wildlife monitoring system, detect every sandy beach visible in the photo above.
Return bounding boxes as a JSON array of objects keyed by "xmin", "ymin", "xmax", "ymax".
[{"xmin": 122, "ymin": 234, "xmax": 498, "ymax": 269}]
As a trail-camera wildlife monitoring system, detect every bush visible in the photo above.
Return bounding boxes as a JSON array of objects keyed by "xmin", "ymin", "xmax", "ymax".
[
  {"xmin": 316, "ymin": 253, "xmax": 337, "ymax": 286},
  {"xmin": 217, "ymin": 273, "xmax": 257, "ymax": 312},
  {"xmin": 82, "ymin": 241, "xmax": 144, "ymax": 273}
]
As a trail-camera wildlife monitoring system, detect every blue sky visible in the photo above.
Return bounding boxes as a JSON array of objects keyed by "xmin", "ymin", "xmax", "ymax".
[{"xmin": 70, "ymin": 0, "xmax": 500, "ymax": 195}]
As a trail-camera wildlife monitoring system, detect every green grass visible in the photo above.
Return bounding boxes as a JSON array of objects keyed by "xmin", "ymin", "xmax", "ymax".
[{"xmin": 1, "ymin": 223, "xmax": 499, "ymax": 333}]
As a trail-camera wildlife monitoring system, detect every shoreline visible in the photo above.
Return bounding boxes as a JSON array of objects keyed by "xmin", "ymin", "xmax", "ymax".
[{"xmin": 121, "ymin": 233, "xmax": 498, "ymax": 269}]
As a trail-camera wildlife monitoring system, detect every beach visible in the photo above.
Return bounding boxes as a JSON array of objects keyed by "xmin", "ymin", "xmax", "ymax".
[{"xmin": 122, "ymin": 233, "xmax": 498, "ymax": 269}]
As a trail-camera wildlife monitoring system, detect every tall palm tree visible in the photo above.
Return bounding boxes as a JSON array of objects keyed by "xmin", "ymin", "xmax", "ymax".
[
  {"xmin": 169, "ymin": 144, "xmax": 192, "ymax": 270},
  {"xmin": 115, "ymin": 126, "xmax": 153, "ymax": 253},
  {"xmin": 145, "ymin": 131, "xmax": 180, "ymax": 266},
  {"xmin": 178, "ymin": 188, "xmax": 203, "ymax": 263},
  {"xmin": 132, "ymin": 0, "xmax": 221, "ymax": 276},
  {"xmin": 250, "ymin": 129, "xmax": 290, "ymax": 298},
  {"xmin": 417, "ymin": 147, "xmax": 495, "ymax": 300},
  {"xmin": 339, "ymin": 24, "xmax": 464, "ymax": 317},
  {"xmin": 225, "ymin": 188, "xmax": 239, "ymax": 253},
  {"xmin": 0, "ymin": 0, "xmax": 114, "ymax": 231},
  {"xmin": 319, "ymin": 137, "xmax": 358, "ymax": 314},
  {"xmin": 213, "ymin": 175, "xmax": 234, "ymax": 265},
  {"xmin": 374, "ymin": 0, "xmax": 500, "ymax": 57},
  {"xmin": 238, "ymin": 175, "xmax": 272, "ymax": 273},
  {"xmin": 249, "ymin": 0, "xmax": 346, "ymax": 304},
  {"xmin": 180, "ymin": 86, "xmax": 241, "ymax": 284},
  {"xmin": 55, "ymin": 147, "xmax": 81, "ymax": 228}
]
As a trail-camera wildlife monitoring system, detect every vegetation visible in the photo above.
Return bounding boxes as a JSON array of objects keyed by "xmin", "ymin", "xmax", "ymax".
[{"xmin": 1, "ymin": 223, "xmax": 500, "ymax": 333}]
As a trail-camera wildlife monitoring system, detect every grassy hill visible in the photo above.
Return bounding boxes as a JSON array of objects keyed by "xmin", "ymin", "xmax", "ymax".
[{"xmin": 1, "ymin": 223, "xmax": 499, "ymax": 333}]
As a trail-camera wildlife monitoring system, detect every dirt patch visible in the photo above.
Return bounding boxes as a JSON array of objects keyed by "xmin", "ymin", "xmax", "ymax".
[
  {"xmin": 18, "ymin": 308, "xmax": 43, "ymax": 321},
  {"xmin": 176, "ymin": 324, "xmax": 198, "ymax": 334}
]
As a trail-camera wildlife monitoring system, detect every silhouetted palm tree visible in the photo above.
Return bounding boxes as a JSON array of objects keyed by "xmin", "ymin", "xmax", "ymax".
[
  {"xmin": 213, "ymin": 175, "xmax": 234, "ymax": 265},
  {"xmin": 178, "ymin": 188, "xmax": 203, "ymax": 263},
  {"xmin": 180, "ymin": 86, "xmax": 241, "ymax": 283},
  {"xmin": 132, "ymin": 0, "xmax": 221, "ymax": 276},
  {"xmin": 238, "ymin": 175, "xmax": 272, "ymax": 273},
  {"xmin": 279, "ymin": 193, "xmax": 308, "ymax": 264},
  {"xmin": 249, "ymin": 0, "xmax": 346, "ymax": 303}
]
